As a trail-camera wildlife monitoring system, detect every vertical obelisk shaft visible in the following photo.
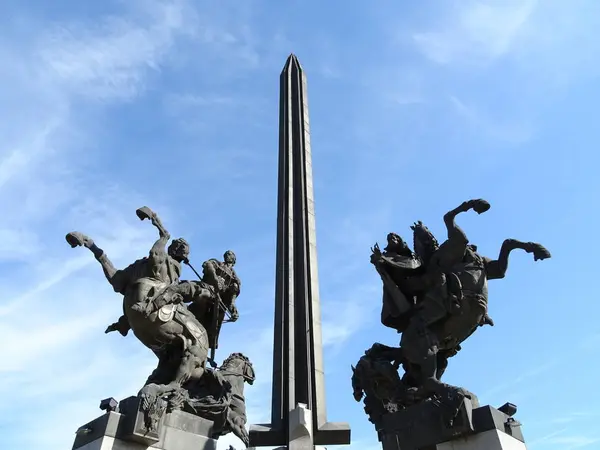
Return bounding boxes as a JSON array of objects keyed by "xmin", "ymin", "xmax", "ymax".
[{"xmin": 249, "ymin": 54, "xmax": 350, "ymax": 449}]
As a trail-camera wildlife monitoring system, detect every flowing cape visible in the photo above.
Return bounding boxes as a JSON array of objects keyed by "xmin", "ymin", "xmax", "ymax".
[{"xmin": 375, "ymin": 253, "xmax": 422, "ymax": 333}]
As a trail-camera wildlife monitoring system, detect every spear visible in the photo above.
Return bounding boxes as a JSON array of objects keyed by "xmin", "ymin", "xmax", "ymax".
[
  {"xmin": 184, "ymin": 259, "xmax": 231, "ymax": 320},
  {"xmin": 184, "ymin": 259, "xmax": 231, "ymax": 368}
]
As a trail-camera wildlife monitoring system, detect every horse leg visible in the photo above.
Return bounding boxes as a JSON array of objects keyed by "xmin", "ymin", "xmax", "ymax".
[
  {"xmin": 435, "ymin": 199, "xmax": 490, "ymax": 267},
  {"xmin": 144, "ymin": 349, "xmax": 180, "ymax": 386},
  {"xmin": 228, "ymin": 411, "xmax": 249, "ymax": 447},
  {"xmin": 485, "ymin": 238, "xmax": 551, "ymax": 280},
  {"xmin": 65, "ymin": 232, "xmax": 128, "ymax": 293},
  {"xmin": 161, "ymin": 339, "xmax": 206, "ymax": 392},
  {"xmin": 443, "ymin": 199, "xmax": 489, "ymax": 239},
  {"xmin": 400, "ymin": 315, "xmax": 444, "ymax": 399}
]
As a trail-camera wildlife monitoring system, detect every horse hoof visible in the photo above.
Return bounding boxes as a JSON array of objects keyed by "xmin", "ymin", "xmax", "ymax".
[
  {"xmin": 136, "ymin": 206, "xmax": 155, "ymax": 221},
  {"xmin": 66, "ymin": 232, "xmax": 89, "ymax": 248},
  {"xmin": 470, "ymin": 199, "xmax": 491, "ymax": 214},
  {"xmin": 532, "ymin": 243, "xmax": 551, "ymax": 261}
]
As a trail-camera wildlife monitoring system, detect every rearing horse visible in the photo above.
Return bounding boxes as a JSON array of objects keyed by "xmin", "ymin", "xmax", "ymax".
[
  {"xmin": 397, "ymin": 199, "xmax": 551, "ymax": 400},
  {"xmin": 65, "ymin": 207, "xmax": 214, "ymax": 399}
]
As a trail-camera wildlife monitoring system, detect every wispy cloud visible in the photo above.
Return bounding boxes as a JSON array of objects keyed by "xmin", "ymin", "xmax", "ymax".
[
  {"xmin": 412, "ymin": 0, "xmax": 538, "ymax": 66},
  {"xmin": 479, "ymin": 359, "xmax": 558, "ymax": 400},
  {"xmin": 548, "ymin": 435, "xmax": 600, "ymax": 449},
  {"xmin": 322, "ymin": 284, "xmax": 380, "ymax": 349},
  {"xmin": 449, "ymin": 95, "xmax": 534, "ymax": 145},
  {"xmin": 0, "ymin": 1, "xmax": 268, "ymax": 449}
]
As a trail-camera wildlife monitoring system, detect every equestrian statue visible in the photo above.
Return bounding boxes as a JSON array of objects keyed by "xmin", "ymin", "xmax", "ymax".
[
  {"xmin": 66, "ymin": 206, "xmax": 252, "ymax": 446},
  {"xmin": 352, "ymin": 198, "xmax": 551, "ymax": 432}
]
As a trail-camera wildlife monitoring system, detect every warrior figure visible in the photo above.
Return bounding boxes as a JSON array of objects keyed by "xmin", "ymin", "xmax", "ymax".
[{"xmin": 367, "ymin": 199, "xmax": 551, "ymax": 406}]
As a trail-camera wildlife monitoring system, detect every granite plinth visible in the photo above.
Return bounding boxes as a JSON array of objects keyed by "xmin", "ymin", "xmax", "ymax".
[
  {"xmin": 72, "ymin": 397, "xmax": 217, "ymax": 450},
  {"xmin": 380, "ymin": 403, "xmax": 525, "ymax": 450}
]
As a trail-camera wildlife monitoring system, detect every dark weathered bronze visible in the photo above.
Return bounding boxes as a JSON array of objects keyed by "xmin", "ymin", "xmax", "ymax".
[
  {"xmin": 353, "ymin": 199, "xmax": 551, "ymax": 449},
  {"xmin": 66, "ymin": 206, "xmax": 251, "ymax": 446},
  {"xmin": 249, "ymin": 54, "xmax": 351, "ymax": 449}
]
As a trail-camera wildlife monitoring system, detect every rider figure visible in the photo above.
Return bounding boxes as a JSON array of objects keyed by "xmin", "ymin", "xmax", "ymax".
[{"xmin": 185, "ymin": 250, "xmax": 241, "ymax": 353}]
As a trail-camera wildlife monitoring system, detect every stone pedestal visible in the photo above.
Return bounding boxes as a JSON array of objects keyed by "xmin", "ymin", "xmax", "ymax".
[
  {"xmin": 72, "ymin": 397, "xmax": 217, "ymax": 450},
  {"xmin": 437, "ymin": 428, "xmax": 526, "ymax": 449},
  {"xmin": 379, "ymin": 402, "xmax": 526, "ymax": 450}
]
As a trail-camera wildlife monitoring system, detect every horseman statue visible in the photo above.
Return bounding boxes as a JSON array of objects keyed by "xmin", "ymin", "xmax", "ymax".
[
  {"xmin": 352, "ymin": 199, "xmax": 551, "ymax": 431},
  {"xmin": 66, "ymin": 206, "xmax": 253, "ymax": 446}
]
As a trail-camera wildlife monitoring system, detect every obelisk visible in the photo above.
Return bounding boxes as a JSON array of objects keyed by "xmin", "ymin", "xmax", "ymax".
[{"xmin": 248, "ymin": 55, "xmax": 351, "ymax": 449}]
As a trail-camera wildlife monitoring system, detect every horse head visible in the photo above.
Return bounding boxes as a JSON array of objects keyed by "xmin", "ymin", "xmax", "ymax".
[
  {"xmin": 220, "ymin": 352, "xmax": 255, "ymax": 385},
  {"xmin": 411, "ymin": 221, "xmax": 439, "ymax": 264}
]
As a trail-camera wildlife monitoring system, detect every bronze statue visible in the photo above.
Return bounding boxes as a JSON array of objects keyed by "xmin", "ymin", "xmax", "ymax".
[
  {"xmin": 354, "ymin": 199, "xmax": 551, "ymax": 430},
  {"xmin": 66, "ymin": 206, "xmax": 252, "ymax": 446}
]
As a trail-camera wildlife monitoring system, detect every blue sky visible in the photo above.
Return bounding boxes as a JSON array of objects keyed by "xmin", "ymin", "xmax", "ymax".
[{"xmin": 0, "ymin": 0, "xmax": 599, "ymax": 449}]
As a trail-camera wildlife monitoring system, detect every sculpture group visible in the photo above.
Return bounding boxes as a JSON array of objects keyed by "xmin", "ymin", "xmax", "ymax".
[
  {"xmin": 66, "ymin": 206, "xmax": 253, "ymax": 446},
  {"xmin": 352, "ymin": 199, "xmax": 551, "ymax": 434},
  {"xmin": 65, "ymin": 198, "xmax": 550, "ymax": 447}
]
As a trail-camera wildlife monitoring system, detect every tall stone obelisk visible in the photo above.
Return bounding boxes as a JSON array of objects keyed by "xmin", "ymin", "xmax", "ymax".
[{"xmin": 248, "ymin": 55, "xmax": 351, "ymax": 449}]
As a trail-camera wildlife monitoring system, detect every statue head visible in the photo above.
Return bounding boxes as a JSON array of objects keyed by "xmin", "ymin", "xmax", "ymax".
[
  {"xmin": 168, "ymin": 238, "xmax": 190, "ymax": 263},
  {"xmin": 385, "ymin": 232, "xmax": 412, "ymax": 257},
  {"xmin": 224, "ymin": 250, "xmax": 236, "ymax": 265},
  {"xmin": 411, "ymin": 221, "xmax": 439, "ymax": 264}
]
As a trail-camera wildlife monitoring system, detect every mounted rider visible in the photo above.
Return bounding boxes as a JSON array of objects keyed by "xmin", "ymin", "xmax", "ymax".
[
  {"xmin": 370, "ymin": 199, "xmax": 550, "ymax": 401},
  {"xmin": 100, "ymin": 209, "xmax": 240, "ymax": 351}
]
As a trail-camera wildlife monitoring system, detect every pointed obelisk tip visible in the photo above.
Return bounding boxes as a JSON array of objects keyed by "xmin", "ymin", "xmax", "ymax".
[{"xmin": 282, "ymin": 52, "xmax": 302, "ymax": 73}]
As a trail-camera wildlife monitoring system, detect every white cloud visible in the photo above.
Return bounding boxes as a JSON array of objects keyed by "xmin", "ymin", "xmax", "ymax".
[
  {"xmin": 412, "ymin": 0, "xmax": 538, "ymax": 66},
  {"xmin": 322, "ymin": 287, "xmax": 380, "ymax": 349},
  {"xmin": 38, "ymin": 0, "xmax": 199, "ymax": 101},
  {"xmin": 409, "ymin": 0, "xmax": 600, "ymax": 88},
  {"xmin": 0, "ymin": 228, "xmax": 42, "ymax": 261},
  {"xmin": 0, "ymin": 2, "xmax": 268, "ymax": 450}
]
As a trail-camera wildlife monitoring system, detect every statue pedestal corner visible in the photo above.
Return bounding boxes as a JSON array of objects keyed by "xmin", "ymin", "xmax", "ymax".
[
  {"xmin": 379, "ymin": 402, "xmax": 526, "ymax": 450},
  {"xmin": 71, "ymin": 396, "xmax": 217, "ymax": 450}
]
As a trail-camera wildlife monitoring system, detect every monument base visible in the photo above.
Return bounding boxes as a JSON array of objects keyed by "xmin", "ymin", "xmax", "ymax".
[
  {"xmin": 72, "ymin": 396, "xmax": 217, "ymax": 450},
  {"xmin": 437, "ymin": 428, "xmax": 526, "ymax": 449},
  {"xmin": 379, "ymin": 402, "xmax": 525, "ymax": 450}
]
